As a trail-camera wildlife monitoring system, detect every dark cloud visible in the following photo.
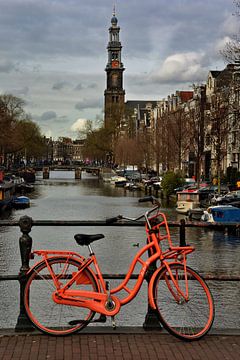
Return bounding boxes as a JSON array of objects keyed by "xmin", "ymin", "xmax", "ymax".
[
  {"xmin": 52, "ymin": 81, "xmax": 71, "ymax": 90},
  {"xmin": 41, "ymin": 111, "xmax": 57, "ymax": 121},
  {"xmin": 87, "ymin": 83, "xmax": 98, "ymax": 89},
  {"xmin": 75, "ymin": 98, "xmax": 102, "ymax": 110},
  {"xmin": 75, "ymin": 83, "xmax": 83, "ymax": 91},
  {"xmin": 0, "ymin": 59, "xmax": 17, "ymax": 73}
]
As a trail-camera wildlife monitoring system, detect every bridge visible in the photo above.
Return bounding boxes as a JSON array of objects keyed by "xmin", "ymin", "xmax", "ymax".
[
  {"xmin": 33, "ymin": 164, "xmax": 102, "ymax": 172},
  {"xmin": 33, "ymin": 165, "xmax": 106, "ymax": 179}
]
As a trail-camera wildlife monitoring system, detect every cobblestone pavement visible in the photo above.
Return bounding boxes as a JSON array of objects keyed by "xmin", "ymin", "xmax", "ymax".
[{"xmin": 0, "ymin": 331, "xmax": 240, "ymax": 360}]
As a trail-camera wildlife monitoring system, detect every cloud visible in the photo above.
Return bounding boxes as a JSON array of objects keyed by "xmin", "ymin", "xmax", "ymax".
[
  {"xmin": 11, "ymin": 86, "xmax": 29, "ymax": 96},
  {"xmin": 150, "ymin": 52, "xmax": 208, "ymax": 84},
  {"xmin": 222, "ymin": 13, "xmax": 239, "ymax": 36},
  {"xmin": 70, "ymin": 118, "xmax": 88, "ymax": 132},
  {"xmin": 41, "ymin": 111, "xmax": 57, "ymax": 121},
  {"xmin": 52, "ymin": 81, "xmax": 71, "ymax": 90},
  {"xmin": 75, "ymin": 98, "xmax": 102, "ymax": 110},
  {"xmin": 74, "ymin": 83, "xmax": 83, "ymax": 91},
  {"xmin": 87, "ymin": 83, "xmax": 98, "ymax": 89},
  {"xmin": 0, "ymin": 59, "xmax": 16, "ymax": 73}
]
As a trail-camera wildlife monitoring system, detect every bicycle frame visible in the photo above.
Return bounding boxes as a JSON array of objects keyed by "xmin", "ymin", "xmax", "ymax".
[{"xmin": 28, "ymin": 210, "xmax": 194, "ymax": 318}]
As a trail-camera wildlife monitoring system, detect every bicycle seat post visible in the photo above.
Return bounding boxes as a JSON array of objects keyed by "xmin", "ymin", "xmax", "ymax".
[{"xmin": 87, "ymin": 244, "xmax": 94, "ymax": 255}]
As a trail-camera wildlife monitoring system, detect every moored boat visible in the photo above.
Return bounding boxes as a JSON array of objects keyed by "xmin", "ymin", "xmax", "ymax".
[
  {"xmin": 201, "ymin": 205, "xmax": 240, "ymax": 223},
  {"xmin": 176, "ymin": 191, "xmax": 200, "ymax": 215},
  {"xmin": 110, "ymin": 176, "xmax": 127, "ymax": 186},
  {"xmin": 11, "ymin": 195, "xmax": 30, "ymax": 209},
  {"xmin": 188, "ymin": 208, "xmax": 204, "ymax": 221}
]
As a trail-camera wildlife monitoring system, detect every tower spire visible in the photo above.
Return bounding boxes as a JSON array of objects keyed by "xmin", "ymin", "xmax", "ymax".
[{"xmin": 104, "ymin": 11, "xmax": 125, "ymax": 130}]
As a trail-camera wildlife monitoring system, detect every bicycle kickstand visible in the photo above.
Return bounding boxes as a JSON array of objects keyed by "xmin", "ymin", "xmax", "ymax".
[
  {"xmin": 106, "ymin": 281, "xmax": 117, "ymax": 330},
  {"xmin": 111, "ymin": 316, "xmax": 116, "ymax": 330}
]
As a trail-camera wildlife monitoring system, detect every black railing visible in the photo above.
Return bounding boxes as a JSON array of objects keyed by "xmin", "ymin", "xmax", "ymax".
[{"xmin": 0, "ymin": 216, "xmax": 239, "ymax": 332}]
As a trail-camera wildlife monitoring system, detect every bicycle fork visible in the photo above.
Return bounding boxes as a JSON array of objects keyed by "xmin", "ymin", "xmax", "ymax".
[{"xmin": 148, "ymin": 261, "xmax": 190, "ymax": 309}]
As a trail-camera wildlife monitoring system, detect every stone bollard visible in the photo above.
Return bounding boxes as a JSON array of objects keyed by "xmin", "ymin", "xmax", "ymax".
[
  {"xmin": 43, "ymin": 166, "xmax": 50, "ymax": 179},
  {"xmin": 75, "ymin": 167, "xmax": 82, "ymax": 179},
  {"xmin": 15, "ymin": 215, "xmax": 35, "ymax": 332}
]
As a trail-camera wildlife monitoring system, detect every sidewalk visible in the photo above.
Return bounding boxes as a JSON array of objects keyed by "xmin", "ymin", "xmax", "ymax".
[{"xmin": 0, "ymin": 328, "xmax": 240, "ymax": 360}]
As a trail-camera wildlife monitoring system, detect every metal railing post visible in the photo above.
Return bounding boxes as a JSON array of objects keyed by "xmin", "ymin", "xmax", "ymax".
[
  {"xmin": 15, "ymin": 216, "xmax": 35, "ymax": 332},
  {"xmin": 180, "ymin": 219, "xmax": 186, "ymax": 246},
  {"xmin": 143, "ymin": 240, "xmax": 162, "ymax": 330}
]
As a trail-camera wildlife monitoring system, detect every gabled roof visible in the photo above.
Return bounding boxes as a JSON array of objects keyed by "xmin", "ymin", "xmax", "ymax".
[{"xmin": 209, "ymin": 70, "xmax": 221, "ymax": 78}]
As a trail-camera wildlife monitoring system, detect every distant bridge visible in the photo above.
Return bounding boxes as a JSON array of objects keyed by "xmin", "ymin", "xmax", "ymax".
[
  {"xmin": 33, "ymin": 165, "xmax": 114, "ymax": 179},
  {"xmin": 34, "ymin": 165, "xmax": 103, "ymax": 173}
]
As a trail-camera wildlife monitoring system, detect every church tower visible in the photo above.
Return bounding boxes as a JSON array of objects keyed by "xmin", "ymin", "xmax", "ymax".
[{"xmin": 104, "ymin": 9, "xmax": 125, "ymax": 130}]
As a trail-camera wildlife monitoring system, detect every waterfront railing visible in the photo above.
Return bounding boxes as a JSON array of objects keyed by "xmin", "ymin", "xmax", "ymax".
[{"xmin": 0, "ymin": 216, "xmax": 239, "ymax": 332}]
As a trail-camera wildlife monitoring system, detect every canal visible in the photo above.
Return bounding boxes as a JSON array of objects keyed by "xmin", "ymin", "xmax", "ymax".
[{"xmin": 0, "ymin": 170, "xmax": 240, "ymax": 330}]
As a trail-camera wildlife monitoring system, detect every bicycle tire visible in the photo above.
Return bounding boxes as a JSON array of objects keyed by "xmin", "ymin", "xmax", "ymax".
[
  {"xmin": 24, "ymin": 256, "xmax": 98, "ymax": 336},
  {"xmin": 153, "ymin": 263, "xmax": 214, "ymax": 341}
]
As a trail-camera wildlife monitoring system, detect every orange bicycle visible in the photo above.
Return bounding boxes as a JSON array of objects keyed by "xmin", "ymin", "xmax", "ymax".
[{"xmin": 24, "ymin": 196, "xmax": 214, "ymax": 340}]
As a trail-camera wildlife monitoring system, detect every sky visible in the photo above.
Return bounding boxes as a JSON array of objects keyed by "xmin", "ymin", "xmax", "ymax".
[{"xmin": 0, "ymin": 0, "xmax": 238, "ymax": 139}]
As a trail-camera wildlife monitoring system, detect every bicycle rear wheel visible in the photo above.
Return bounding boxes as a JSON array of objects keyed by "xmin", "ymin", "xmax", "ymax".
[
  {"xmin": 153, "ymin": 263, "xmax": 214, "ymax": 340},
  {"xmin": 24, "ymin": 257, "xmax": 98, "ymax": 336}
]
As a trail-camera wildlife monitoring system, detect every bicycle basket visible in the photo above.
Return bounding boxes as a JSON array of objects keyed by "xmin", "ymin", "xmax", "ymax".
[
  {"xmin": 146, "ymin": 211, "xmax": 194, "ymax": 260},
  {"xmin": 146, "ymin": 211, "xmax": 173, "ymax": 250}
]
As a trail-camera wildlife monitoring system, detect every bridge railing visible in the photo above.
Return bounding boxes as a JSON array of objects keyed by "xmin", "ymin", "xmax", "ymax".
[{"xmin": 0, "ymin": 216, "xmax": 239, "ymax": 332}]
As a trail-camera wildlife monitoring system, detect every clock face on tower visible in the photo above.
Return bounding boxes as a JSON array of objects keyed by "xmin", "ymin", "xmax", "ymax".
[{"xmin": 111, "ymin": 60, "xmax": 119, "ymax": 68}]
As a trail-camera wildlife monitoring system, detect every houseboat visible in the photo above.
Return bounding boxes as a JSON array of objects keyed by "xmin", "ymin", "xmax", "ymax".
[
  {"xmin": 176, "ymin": 190, "xmax": 201, "ymax": 215},
  {"xmin": 0, "ymin": 181, "xmax": 15, "ymax": 211}
]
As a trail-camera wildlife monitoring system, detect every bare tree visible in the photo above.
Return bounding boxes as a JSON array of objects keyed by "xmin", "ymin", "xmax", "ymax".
[
  {"xmin": 221, "ymin": 0, "xmax": 240, "ymax": 62},
  {"xmin": 208, "ymin": 91, "xmax": 230, "ymax": 191},
  {"xmin": 115, "ymin": 137, "xmax": 142, "ymax": 168}
]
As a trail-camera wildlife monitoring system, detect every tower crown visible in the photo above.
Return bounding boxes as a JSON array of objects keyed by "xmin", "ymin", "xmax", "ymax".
[
  {"xmin": 111, "ymin": 15, "xmax": 118, "ymax": 26},
  {"xmin": 106, "ymin": 9, "xmax": 124, "ymax": 70}
]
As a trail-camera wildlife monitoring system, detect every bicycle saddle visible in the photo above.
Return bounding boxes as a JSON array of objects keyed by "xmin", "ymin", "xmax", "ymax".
[{"xmin": 74, "ymin": 233, "xmax": 105, "ymax": 246}]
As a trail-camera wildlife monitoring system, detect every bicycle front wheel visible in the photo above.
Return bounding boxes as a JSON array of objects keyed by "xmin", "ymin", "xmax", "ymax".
[
  {"xmin": 24, "ymin": 257, "xmax": 98, "ymax": 336},
  {"xmin": 153, "ymin": 263, "xmax": 214, "ymax": 340}
]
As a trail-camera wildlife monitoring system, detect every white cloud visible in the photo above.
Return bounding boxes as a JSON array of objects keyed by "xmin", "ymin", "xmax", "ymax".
[
  {"xmin": 70, "ymin": 118, "xmax": 88, "ymax": 132},
  {"xmin": 215, "ymin": 36, "xmax": 233, "ymax": 54},
  {"xmin": 150, "ymin": 52, "xmax": 208, "ymax": 84}
]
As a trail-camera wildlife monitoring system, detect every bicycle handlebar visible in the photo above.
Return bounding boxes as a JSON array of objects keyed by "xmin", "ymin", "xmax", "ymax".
[
  {"xmin": 105, "ymin": 215, "xmax": 123, "ymax": 224},
  {"xmin": 105, "ymin": 196, "xmax": 161, "ymax": 226}
]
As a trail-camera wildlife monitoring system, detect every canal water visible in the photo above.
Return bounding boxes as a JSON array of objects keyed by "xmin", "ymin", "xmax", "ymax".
[{"xmin": 0, "ymin": 171, "xmax": 240, "ymax": 330}]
